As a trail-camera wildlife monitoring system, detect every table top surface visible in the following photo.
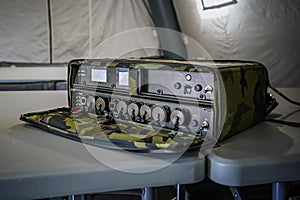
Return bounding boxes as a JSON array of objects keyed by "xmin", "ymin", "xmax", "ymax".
[
  {"xmin": 207, "ymin": 88, "xmax": 300, "ymax": 186},
  {"xmin": 0, "ymin": 91, "xmax": 205, "ymax": 199}
]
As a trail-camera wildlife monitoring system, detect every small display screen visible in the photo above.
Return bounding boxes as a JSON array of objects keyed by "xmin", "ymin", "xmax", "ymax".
[
  {"xmin": 118, "ymin": 71, "xmax": 129, "ymax": 86},
  {"xmin": 91, "ymin": 69, "xmax": 107, "ymax": 82}
]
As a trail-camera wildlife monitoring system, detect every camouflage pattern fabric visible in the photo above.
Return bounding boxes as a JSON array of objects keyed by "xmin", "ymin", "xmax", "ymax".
[
  {"xmin": 218, "ymin": 64, "xmax": 269, "ymax": 140},
  {"xmin": 19, "ymin": 59, "xmax": 275, "ymax": 153},
  {"xmin": 20, "ymin": 107, "xmax": 205, "ymax": 152},
  {"xmin": 68, "ymin": 59, "xmax": 274, "ymax": 142}
]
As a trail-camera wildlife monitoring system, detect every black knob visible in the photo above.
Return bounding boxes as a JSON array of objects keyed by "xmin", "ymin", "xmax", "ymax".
[{"xmin": 194, "ymin": 84, "xmax": 202, "ymax": 92}]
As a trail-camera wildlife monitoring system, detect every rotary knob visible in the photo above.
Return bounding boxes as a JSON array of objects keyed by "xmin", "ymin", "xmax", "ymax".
[
  {"xmin": 152, "ymin": 106, "xmax": 168, "ymax": 122},
  {"xmin": 170, "ymin": 109, "xmax": 189, "ymax": 126},
  {"xmin": 116, "ymin": 100, "xmax": 128, "ymax": 115},
  {"xmin": 140, "ymin": 105, "xmax": 151, "ymax": 120},
  {"xmin": 95, "ymin": 97, "xmax": 106, "ymax": 112},
  {"xmin": 108, "ymin": 99, "xmax": 117, "ymax": 111},
  {"xmin": 128, "ymin": 102, "xmax": 139, "ymax": 117}
]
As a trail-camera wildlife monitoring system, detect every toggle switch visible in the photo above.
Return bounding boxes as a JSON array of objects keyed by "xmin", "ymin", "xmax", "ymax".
[
  {"xmin": 200, "ymin": 120, "xmax": 209, "ymax": 129},
  {"xmin": 204, "ymin": 85, "xmax": 213, "ymax": 93}
]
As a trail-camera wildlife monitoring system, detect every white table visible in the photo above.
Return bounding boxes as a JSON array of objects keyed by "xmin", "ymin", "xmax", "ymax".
[
  {"xmin": 0, "ymin": 91, "xmax": 205, "ymax": 200},
  {"xmin": 207, "ymin": 88, "xmax": 300, "ymax": 200}
]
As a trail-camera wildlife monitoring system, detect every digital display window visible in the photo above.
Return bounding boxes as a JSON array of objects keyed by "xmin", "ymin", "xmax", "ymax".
[
  {"xmin": 91, "ymin": 69, "xmax": 107, "ymax": 82},
  {"xmin": 118, "ymin": 71, "xmax": 129, "ymax": 86}
]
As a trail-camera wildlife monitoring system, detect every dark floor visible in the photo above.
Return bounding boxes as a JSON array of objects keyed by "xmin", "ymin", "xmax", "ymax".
[
  {"xmin": 47, "ymin": 179, "xmax": 300, "ymax": 200},
  {"xmin": 186, "ymin": 179, "xmax": 300, "ymax": 200}
]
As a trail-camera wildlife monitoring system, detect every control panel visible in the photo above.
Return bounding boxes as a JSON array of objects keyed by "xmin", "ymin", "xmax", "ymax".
[{"xmin": 71, "ymin": 89, "xmax": 214, "ymax": 138}]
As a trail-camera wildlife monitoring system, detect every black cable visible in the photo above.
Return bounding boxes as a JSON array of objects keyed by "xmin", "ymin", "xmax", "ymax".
[
  {"xmin": 265, "ymin": 119, "xmax": 300, "ymax": 127},
  {"xmin": 269, "ymin": 84, "xmax": 300, "ymax": 106},
  {"xmin": 266, "ymin": 86, "xmax": 300, "ymax": 127}
]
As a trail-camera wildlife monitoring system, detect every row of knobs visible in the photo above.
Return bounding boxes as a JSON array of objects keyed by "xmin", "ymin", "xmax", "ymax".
[
  {"xmin": 111, "ymin": 100, "xmax": 188, "ymax": 126},
  {"xmin": 80, "ymin": 95, "xmax": 209, "ymax": 131},
  {"xmin": 81, "ymin": 96, "xmax": 190, "ymax": 126}
]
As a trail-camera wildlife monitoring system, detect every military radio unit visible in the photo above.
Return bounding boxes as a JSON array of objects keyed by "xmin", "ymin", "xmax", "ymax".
[{"xmin": 68, "ymin": 58, "xmax": 276, "ymax": 143}]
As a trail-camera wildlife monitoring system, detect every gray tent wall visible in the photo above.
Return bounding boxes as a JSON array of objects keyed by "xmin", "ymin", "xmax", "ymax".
[
  {"xmin": 173, "ymin": 0, "xmax": 300, "ymax": 87},
  {"xmin": 0, "ymin": 0, "xmax": 50, "ymax": 63},
  {"xmin": 0, "ymin": 0, "xmax": 160, "ymax": 63},
  {"xmin": 1, "ymin": 0, "xmax": 300, "ymax": 87}
]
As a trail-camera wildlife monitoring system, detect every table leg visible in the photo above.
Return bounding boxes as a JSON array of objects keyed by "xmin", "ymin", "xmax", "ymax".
[
  {"xmin": 68, "ymin": 195, "xmax": 75, "ymax": 200},
  {"xmin": 272, "ymin": 182, "xmax": 287, "ymax": 200},
  {"xmin": 176, "ymin": 184, "xmax": 186, "ymax": 200},
  {"xmin": 230, "ymin": 187, "xmax": 244, "ymax": 200},
  {"xmin": 141, "ymin": 187, "xmax": 154, "ymax": 200},
  {"xmin": 67, "ymin": 194, "xmax": 85, "ymax": 200}
]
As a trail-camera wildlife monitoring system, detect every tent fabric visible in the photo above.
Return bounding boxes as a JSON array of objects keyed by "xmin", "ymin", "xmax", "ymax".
[
  {"xmin": 173, "ymin": 0, "xmax": 300, "ymax": 87},
  {"xmin": 0, "ymin": 0, "xmax": 160, "ymax": 63},
  {"xmin": 0, "ymin": 0, "xmax": 50, "ymax": 63},
  {"xmin": 88, "ymin": 0, "xmax": 160, "ymax": 59},
  {"xmin": 51, "ymin": 0, "xmax": 91, "ymax": 63},
  {"xmin": 0, "ymin": 0, "xmax": 299, "ymax": 86}
]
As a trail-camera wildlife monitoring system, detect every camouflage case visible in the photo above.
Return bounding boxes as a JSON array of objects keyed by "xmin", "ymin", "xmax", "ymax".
[
  {"xmin": 216, "ymin": 62, "xmax": 275, "ymax": 140},
  {"xmin": 68, "ymin": 59, "xmax": 276, "ymax": 142},
  {"xmin": 20, "ymin": 107, "xmax": 207, "ymax": 153},
  {"xmin": 20, "ymin": 58, "xmax": 276, "ymax": 152}
]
